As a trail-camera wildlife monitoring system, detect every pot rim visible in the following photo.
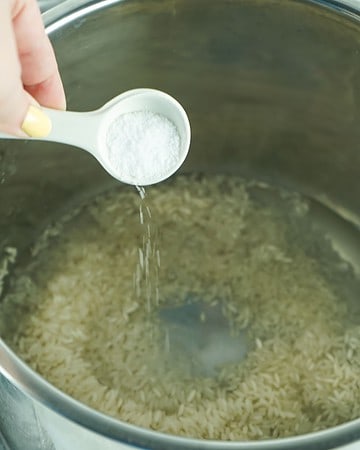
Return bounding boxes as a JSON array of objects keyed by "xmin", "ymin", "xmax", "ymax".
[{"xmin": 1, "ymin": 1, "xmax": 360, "ymax": 449}]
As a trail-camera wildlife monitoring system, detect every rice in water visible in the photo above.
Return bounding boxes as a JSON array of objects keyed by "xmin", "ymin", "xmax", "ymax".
[{"xmin": 0, "ymin": 175, "xmax": 359, "ymax": 440}]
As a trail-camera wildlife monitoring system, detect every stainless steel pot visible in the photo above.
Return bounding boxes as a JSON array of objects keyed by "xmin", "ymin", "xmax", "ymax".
[{"xmin": 0, "ymin": 0, "xmax": 359, "ymax": 449}]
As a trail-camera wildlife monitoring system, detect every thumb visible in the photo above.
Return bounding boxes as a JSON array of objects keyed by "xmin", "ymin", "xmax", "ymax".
[{"xmin": 0, "ymin": 2, "xmax": 51, "ymax": 137}]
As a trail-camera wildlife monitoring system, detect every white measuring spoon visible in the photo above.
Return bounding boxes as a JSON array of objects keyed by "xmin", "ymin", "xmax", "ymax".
[{"xmin": 0, "ymin": 88, "xmax": 191, "ymax": 186}]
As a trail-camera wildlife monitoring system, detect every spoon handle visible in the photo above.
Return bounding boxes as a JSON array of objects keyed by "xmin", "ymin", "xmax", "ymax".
[
  {"xmin": 0, "ymin": 108, "xmax": 101, "ymax": 156},
  {"xmin": 43, "ymin": 108, "xmax": 100, "ymax": 154}
]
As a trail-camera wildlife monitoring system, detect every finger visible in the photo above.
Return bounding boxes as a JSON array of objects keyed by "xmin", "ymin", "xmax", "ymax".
[
  {"xmin": 12, "ymin": 0, "xmax": 66, "ymax": 110},
  {"xmin": 0, "ymin": 0, "xmax": 30, "ymax": 135}
]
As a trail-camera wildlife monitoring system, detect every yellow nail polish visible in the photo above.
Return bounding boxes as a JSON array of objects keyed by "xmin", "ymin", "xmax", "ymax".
[{"xmin": 21, "ymin": 105, "xmax": 52, "ymax": 138}]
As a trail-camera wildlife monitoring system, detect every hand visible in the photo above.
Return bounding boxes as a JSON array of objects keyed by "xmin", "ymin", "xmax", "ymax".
[{"xmin": 0, "ymin": 0, "xmax": 66, "ymax": 137}]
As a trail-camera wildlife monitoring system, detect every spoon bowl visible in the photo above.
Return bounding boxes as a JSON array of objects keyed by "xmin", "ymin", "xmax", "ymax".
[{"xmin": 0, "ymin": 89, "xmax": 191, "ymax": 186}]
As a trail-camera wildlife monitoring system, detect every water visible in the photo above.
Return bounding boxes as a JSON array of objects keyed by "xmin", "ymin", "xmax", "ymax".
[
  {"xmin": 1, "ymin": 175, "xmax": 359, "ymax": 439},
  {"xmin": 155, "ymin": 180, "xmax": 360, "ymax": 377},
  {"xmin": 134, "ymin": 184, "xmax": 251, "ymax": 377},
  {"xmin": 247, "ymin": 182, "xmax": 360, "ymax": 305},
  {"xmin": 133, "ymin": 180, "xmax": 360, "ymax": 378},
  {"xmin": 159, "ymin": 299, "xmax": 248, "ymax": 376}
]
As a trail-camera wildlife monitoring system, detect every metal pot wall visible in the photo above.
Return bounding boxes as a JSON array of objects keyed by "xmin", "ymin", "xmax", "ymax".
[{"xmin": 0, "ymin": 0, "xmax": 359, "ymax": 449}]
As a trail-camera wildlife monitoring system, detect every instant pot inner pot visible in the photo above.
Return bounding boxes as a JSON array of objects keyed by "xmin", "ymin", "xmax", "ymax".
[{"xmin": 0, "ymin": 0, "xmax": 359, "ymax": 446}]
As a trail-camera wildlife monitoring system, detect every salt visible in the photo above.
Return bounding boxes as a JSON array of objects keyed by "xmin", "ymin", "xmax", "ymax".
[{"xmin": 106, "ymin": 111, "xmax": 181, "ymax": 184}]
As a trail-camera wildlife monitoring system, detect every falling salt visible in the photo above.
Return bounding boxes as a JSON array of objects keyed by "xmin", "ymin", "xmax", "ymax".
[
  {"xmin": 106, "ymin": 111, "xmax": 181, "ymax": 184},
  {"xmin": 137, "ymin": 186, "xmax": 146, "ymax": 200},
  {"xmin": 134, "ymin": 187, "xmax": 161, "ymax": 312}
]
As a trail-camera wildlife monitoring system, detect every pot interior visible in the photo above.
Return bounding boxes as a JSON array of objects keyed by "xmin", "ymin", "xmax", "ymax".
[{"xmin": 0, "ymin": 0, "xmax": 359, "ymax": 447}]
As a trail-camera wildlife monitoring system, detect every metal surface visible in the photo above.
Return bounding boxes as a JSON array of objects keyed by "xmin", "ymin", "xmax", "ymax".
[
  {"xmin": 38, "ymin": 0, "xmax": 62, "ymax": 12},
  {"xmin": 0, "ymin": 432, "xmax": 10, "ymax": 450},
  {"xmin": 0, "ymin": 0, "xmax": 359, "ymax": 449}
]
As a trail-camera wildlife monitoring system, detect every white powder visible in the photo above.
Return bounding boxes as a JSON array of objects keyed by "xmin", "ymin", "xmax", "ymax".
[{"xmin": 106, "ymin": 111, "xmax": 181, "ymax": 185}]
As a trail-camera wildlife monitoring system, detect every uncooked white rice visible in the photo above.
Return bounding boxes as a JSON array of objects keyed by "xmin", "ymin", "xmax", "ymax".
[{"xmin": 0, "ymin": 175, "xmax": 359, "ymax": 441}]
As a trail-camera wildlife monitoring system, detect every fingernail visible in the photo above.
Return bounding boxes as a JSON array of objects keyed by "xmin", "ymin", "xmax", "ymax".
[{"xmin": 21, "ymin": 105, "xmax": 52, "ymax": 138}]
